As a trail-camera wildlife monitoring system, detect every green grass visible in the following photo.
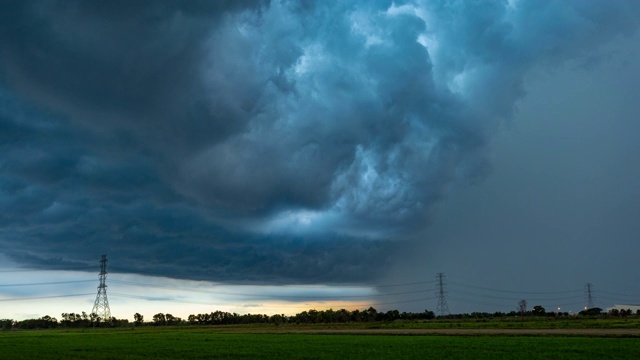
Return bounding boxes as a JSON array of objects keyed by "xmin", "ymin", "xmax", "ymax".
[
  {"xmin": 176, "ymin": 317, "xmax": 640, "ymax": 331},
  {"xmin": 1, "ymin": 327, "xmax": 639, "ymax": 359},
  {"xmin": 371, "ymin": 317, "xmax": 640, "ymax": 329}
]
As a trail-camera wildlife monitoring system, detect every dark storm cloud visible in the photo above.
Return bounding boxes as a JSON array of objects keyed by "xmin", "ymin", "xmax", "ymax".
[
  {"xmin": 1, "ymin": 0, "xmax": 639, "ymax": 284},
  {"xmin": 0, "ymin": 88, "xmax": 390, "ymax": 283},
  {"xmin": 0, "ymin": 0, "xmax": 268, "ymax": 154}
]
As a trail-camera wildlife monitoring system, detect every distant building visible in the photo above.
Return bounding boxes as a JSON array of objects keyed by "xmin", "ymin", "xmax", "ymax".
[{"xmin": 606, "ymin": 304, "xmax": 640, "ymax": 314}]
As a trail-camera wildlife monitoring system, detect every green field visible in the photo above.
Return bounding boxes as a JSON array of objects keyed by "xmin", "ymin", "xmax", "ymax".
[
  {"xmin": 279, "ymin": 317, "xmax": 640, "ymax": 330},
  {"xmin": 1, "ymin": 326, "xmax": 639, "ymax": 359}
]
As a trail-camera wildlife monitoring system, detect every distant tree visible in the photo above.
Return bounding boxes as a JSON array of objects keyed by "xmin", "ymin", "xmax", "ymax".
[
  {"xmin": 335, "ymin": 309, "xmax": 350, "ymax": 323},
  {"xmin": 350, "ymin": 309, "xmax": 361, "ymax": 322},
  {"xmin": 153, "ymin": 313, "xmax": 166, "ymax": 325},
  {"xmin": 579, "ymin": 307, "xmax": 602, "ymax": 316},
  {"xmin": 16, "ymin": 318, "xmax": 52, "ymax": 329},
  {"xmin": 384, "ymin": 310, "xmax": 400, "ymax": 321},
  {"xmin": 423, "ymin": 310, "xmax": 435, "ymax": 320},
  {"xmin": 134, "ymin": 313, "xmax": 144, "ymax": 325},
  {"xmin": 165, "ymin": 314, "xmax": 181, "ymax": 325},
  {"xmin": 532, "ymin": 305, "xmax": 546, "ymax": 316},
  {"xmin": 364, "ymin": 307, "xmax": 378, "ymax": 322},
  {"xmin": 270, "ymin": 314, "xmax": 285, "ymax": 325},
  {"xmin": 321, "ymin": 309, "xmax": 336, "ymax": 323},
  {"xmin": 307, "ymin": 309, "xmax": 319, "ymax": 323},
  {"xmin": 90, "ymin": 313, "xmax": 99, "ymax": 326},
  {"xmin": 518, "ymin": 300, "xmax": 527, "ymax": 315}
]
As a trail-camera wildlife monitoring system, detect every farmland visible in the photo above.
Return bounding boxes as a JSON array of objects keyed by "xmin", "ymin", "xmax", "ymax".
[{"xmin": 1, "ymin": 320, "xmax": 639, "ymax": 359}]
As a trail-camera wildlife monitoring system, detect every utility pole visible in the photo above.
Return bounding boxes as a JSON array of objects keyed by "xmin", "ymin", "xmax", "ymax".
[
  {"xmin": 91, "ymin": 255, "xmax": 111, "ymax": 323},
  {"xmin": 435, "ymin": 272, "xmax": 450, "ymax": 316},
  {"xmin": 585, "ymin": 283, "xmax": 595, "ymax": 310}
]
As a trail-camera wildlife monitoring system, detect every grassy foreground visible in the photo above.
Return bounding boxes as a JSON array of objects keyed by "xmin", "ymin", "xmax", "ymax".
[
  {"xmin": 1, "ymin": 327, "xmax": 640, "ymax": 359},
  {"xmin": 271, "ymin": 317, "xmax": 640, "ymax": 330}
]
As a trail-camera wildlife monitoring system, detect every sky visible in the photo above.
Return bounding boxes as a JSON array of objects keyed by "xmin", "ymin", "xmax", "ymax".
[{"xmin": 1, "ymin": 0, "xmax": 639, "ymax": 321}]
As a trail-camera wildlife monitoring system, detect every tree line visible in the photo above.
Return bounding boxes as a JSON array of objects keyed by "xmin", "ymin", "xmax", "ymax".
[
  {"xmin": 2, "ymin": 305, "xmax": 638, "ymax": 330},
  {"xmin": 0, "ymin": 312, "xmax": 128, "ymax": 330}
]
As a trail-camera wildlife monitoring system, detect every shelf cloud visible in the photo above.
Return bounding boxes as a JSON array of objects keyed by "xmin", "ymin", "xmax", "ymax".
[{"xmin": 1, "ymin": 0, "xmax": 639, "ymax": 284}]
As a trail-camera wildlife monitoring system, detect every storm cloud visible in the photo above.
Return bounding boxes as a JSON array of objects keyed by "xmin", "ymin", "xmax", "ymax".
[{"xmin": 1, "ymin": 0, "xmax": 639, "ymax": 285}]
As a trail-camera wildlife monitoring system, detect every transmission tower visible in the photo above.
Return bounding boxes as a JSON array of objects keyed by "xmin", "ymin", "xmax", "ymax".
[
  {"xmin": 91, "ymin": 255, "xmax": 111, "ymax": 322},
  {"xmin": 435, "ymin": 272, "xmax": 450, "ymax": 316},
  {"xmin": 585, "ymin": 283, "xmax": 595, "ymax": 310}
]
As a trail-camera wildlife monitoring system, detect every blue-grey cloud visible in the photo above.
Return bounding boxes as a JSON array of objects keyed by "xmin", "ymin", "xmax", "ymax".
[{"xmin": 1, "ymin": 0, "xmax": 639, "ymax": 285}]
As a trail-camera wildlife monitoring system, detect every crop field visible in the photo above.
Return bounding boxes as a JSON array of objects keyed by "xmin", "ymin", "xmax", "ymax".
[
  {"xmin": 1, "ymin": 324, "xmax": 640, "ymax": 359},
  {"xmin": 273, "ymin": 317, "xmax": 640, "ymax": 330}
]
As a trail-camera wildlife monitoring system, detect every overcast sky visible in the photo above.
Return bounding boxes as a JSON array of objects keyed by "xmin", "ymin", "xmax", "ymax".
[{"xmin": 1, "ymin": 0, "xmax": 639, "ymax": 320}]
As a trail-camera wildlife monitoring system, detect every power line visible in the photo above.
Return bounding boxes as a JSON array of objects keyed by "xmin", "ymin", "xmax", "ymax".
[
  {"xmin": 0, "ymin": 280, "xmax": 94, "ymax": 287},
  {"xmin": 109, "ymin": 291, "xmax": 438, "ymax": 310},
  {"xmin": 597, "ymin": 295, "xmax": 640, "ymax": 304},
  {"xmin": 598, "ymin": 289, "xmax": 639, "ymax": 298},
  {"xmin": 0, "ymin": 266, "xmax": 94, "ymax": 273},
  {"xmin": 109, "ymin": 279, "xmax": 430, "ymax": 299},
  {"xmin": 447, "ymin": 288, "xmax": 584, "ymax": 302},
  {"xmin": 109, "ymin": 266, "xmax": 438, "ymax": 290},
  {"xmin": 448, "ymin": 281, "xmax": 583, "ymax": 295},
  {"xmin": 448, "ymin": 296, "xmax": 513, "ymax": 309},
  {"xmin": 2, "ymin": 269, "xmax": 634, "ymax": 313},
  {"xmin": 375, "ymin": 280, "xmax": 437, "ymax": 288},
  {"xmin": 109, "ymin": 266, "xmax": 177, "ymax": 279},
  {"xmin": 0, "ymin": 293, "xmax": 94, "ymax": 302}
]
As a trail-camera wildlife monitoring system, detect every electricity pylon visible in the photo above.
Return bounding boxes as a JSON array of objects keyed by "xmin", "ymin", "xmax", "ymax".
[
  {"xmin": 91, "ymin": 255, "xmax": 111, "ymax": 322},
  {"xmin": 585, "ymin": 283, "xmax": 595, "ymax": 310},
  {"xmin": 436, "ymin": 272, "xmax": 450, "ymax": 316}
]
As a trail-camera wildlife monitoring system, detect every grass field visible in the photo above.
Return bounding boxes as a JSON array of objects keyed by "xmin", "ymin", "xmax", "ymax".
[
  {"xmin": 1, "ymin": 325, "xmax": 640, "ymax": 359},
  {"xmin": 277, "ymin": 317, "xmax": 640, "ymax": 330}
]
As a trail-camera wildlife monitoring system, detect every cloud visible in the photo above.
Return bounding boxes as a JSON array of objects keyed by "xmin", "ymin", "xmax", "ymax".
[
  {"xmin": 0, "ymin": 0, "xmax": 639, "ymax": 284},
  {"xmin": 0, "ymin": 94, "xmax": 390, "ymax": 283}
]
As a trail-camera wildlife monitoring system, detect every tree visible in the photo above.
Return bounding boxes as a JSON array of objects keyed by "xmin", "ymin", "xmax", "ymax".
[
  {"xmin": 270, "ymin": 314, "xmax": 284, "ymax": 325},
  {"xmin": 165, "ymin": 314, "xmax": 181, "ymax": 325},
  {"xmin": 532, "ymin": 305, "xmax": 546, "ymax": 316},
  {"xmin": 134, "ymin": 313, "xmax": 144, "ymax": 325},
  {"xmin": 579, "ymin": 307, "xmax": 602, "ymax": 316},
  {"xmin": 307, "ymin": 309, "xmax": 319, "ymax": 324},
  {"xmin": 90, "ymin": 312, "xmax": 99, "ymax": 326},
  {"xmin": 518, "ymin": 299, "xmax": 527, "ymax": 315},
  {"xmin": 364, "ymin": 307, "xmax": 378, "ymax": 322},
  {"xmin": 334, "ymin": 309, "xmax": 349, "ymax": 323},
  {"xmin": 384, "ymin": 310, "xmax": 400, "ymax": 321},
  {"xmin": 153, "ymin": 313, "xmax": 166, "ymax": 325}
]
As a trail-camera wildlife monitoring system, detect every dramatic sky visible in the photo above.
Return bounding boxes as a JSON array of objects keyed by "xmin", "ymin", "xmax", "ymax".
[{"xmin": 1, "ymin": 0, "xmax": 639, "ymax": 320}]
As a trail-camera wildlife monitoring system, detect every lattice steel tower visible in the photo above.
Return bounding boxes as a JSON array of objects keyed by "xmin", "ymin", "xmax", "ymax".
[
  {"xmin": 91, "ymin": 255, "xmax": 111, "ymax": 321},
  {"xmin": 435, "ymin": 272, "xmax": 450, "ymax": 316},
  {"xmin": 585, "ymin": 283, "xmax": 595, "ymax": 310}
]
